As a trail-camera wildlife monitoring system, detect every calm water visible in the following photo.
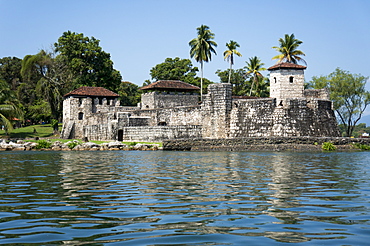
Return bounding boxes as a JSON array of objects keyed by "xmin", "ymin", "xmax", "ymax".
[{"xmin": 0, "ymin": 151, "xmax": 369, "ymax": 245}]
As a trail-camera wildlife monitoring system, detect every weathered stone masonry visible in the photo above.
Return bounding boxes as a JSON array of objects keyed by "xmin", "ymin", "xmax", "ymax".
[{"xmin": 61, "ymin": 63, "xmax": 340, "ymax": 141}]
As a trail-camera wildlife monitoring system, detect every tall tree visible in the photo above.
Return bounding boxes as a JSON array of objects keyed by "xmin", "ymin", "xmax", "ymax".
[
  {"xmin": 223, "ymin": 40, "xmax": 242, "ymax": 83},
  {"xmin": 272, "ymin": 33, "xmax": 306, "ymax": 64},
  {"xmin": 145, "ymin": 57, "xmax": 213, "ymax": 94},
  {"xmin": 21, "ymin": 50, "xmax": 73, "ymax": 133},
  {"xmin": 189, "ymin": 25, "xmax": 217, "ymax": 100},
  {"xmin": 54, "ymin": 31, "xmax": 122, "ymax": 92},
  {"xmin": 117, "ymin": 81, "xmax": 141, "ymax": 106},
  {"xmin": 0, "ymin": 57, "xmax": 22, "ymax": 90},
  {"xmin": 0, "ymin": 79, "xmax": 23, "ymax": 134},
  {"xmin": 216, "ymin": 68, "xmax": 250, "ymax": 96},
  {"xmin": 309, "ymin": 68, "xmax": 370, "ymax": 137},
  {"xmin": 148, "ymin": 57, "xmax": 199, "ymax": 85},
  {"xmin": 244, "ymin": 56, "xmax": 266, "ymax": 96}
]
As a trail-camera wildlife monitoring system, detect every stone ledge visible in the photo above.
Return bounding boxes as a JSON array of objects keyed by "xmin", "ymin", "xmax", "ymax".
[{"xmin": 163, "ymin": 137, "xmax": 370, "ymax": 151}]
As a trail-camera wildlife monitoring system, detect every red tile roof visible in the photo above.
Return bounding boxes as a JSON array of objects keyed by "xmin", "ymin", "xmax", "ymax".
[
  {"xmin": 140, "ymin": 80, "xmax": 200, "ymax": 91},
  {"xmin": 268, "ymin": 62, "xmax": 307, "ymax": 71},
  {"xmin": 64, "ymin": 86, "xmax": 119, "ymax": 97}
]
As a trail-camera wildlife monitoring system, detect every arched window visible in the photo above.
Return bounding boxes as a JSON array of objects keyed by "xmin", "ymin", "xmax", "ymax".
[
  {"xmin": 289, "ymin": 76, "xmax": 294, "ymax": 83},
  {"xmin": 158, "ymin": 122, "xmax": 167, "ymax": 126},
  {"xmin": 78, "ymin": 112, "xmax": 84, "ymax": 120},
  {"xmin": 274, "ymin": 77, "xmax": 277, "ymax": 83}
]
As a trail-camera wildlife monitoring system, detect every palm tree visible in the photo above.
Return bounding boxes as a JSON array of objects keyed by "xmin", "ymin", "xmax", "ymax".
[
  {"xmin": 272, "ymin": 33, "xmax": 306, "ymax": 64},
  {"xmin": 189, "ymin": 25, "xmax": 217, "ymax": 100},
  {"xmin": 223, "ymin": 40, "xmax": 242, "ymax": 84},
  {"xmin": 245, "ymin": 56, "xmax": 266, "ymax": 96},
  {"xmin": 22, "ymin": 50, "xmax": 72, "ymax": 134},
  {"xmin": 0, "ymin": 80, "xmax": 22, "ymax": 134}
]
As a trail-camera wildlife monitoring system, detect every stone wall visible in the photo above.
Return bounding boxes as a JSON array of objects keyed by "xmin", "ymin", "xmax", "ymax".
[
  {"xmin": 120, "ymin": 125, "xmax": 202, "ymax": 142},
  {"xmin": 304, "ymin": 88, "xmax": 330, "ymax": 100},
  {"xmin": 202, "ymin": 83, "xmax": 232, "ymax": 138},
  {"xmin": 163, "ymin": 136, "xmax": 370, "ymax": 151},
  {"xmin": 83, "ymin": 124, "xmax": 112, "ymax": 141},
  {"xmin": 140, "ymin": 92, "xmax": 199, "ymax": 109},
  {"xmin": 269, "ymin": 69, "xmax": 304, "ymax": 106},
  {"xmin": 230, "ymin": 98, "xmax": 276, "ymax": 137},
  {"xmin": 128, "ymin": 106, "xmax": 202, "ymax": 126}
]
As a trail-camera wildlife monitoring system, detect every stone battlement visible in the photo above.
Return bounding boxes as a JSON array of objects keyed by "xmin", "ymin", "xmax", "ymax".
[{"xmin": 61, "ymin": 67, "xmax": 340, "ymax": 141}]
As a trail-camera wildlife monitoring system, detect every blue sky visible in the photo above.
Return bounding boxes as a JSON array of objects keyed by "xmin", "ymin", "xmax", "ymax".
[{"xmin": 1, "ymin": 0, "xmax": 370, "ymax": 122}]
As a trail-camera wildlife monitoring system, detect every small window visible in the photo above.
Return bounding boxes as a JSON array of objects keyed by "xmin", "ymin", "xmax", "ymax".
[
  {"xmin": 78, "ymin": 112, "xmax": 84, "ymax": 120},
  {"xmin": 289, "ymin": 76, "xmax": 294, "ymax": 83},
  {"xmin": 79, "ymin": 98, "xmax": 83, "ymax": 106},
  {"xmin": 158, "ymin": 122, "xmax": 167, "ymax": 126},
  {"xmin": 99, "ymin": 98, "xmax": 103, "ymax": 105},
  {"xmin": 274, "ymin": 77, "xmax": 277, "ymax": 83}
]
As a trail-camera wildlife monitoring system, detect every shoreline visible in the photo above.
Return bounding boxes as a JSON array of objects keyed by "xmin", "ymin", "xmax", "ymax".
[
  {"xmin": 163, "ymin": 136, "xmax": 370, "ymax": 152},
  {"xmin": 1, "ymin": 137, "xmax": 370, "ymax": 152}
]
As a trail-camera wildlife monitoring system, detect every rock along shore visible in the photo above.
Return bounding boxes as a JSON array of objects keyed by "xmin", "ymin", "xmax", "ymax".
[
  {"xmin": 162, "ymin": 136, "xmax": 370, "ymax": 151},
  {"xmin": 0, "ymin": 139, "xmax": 160, "ymax": 151},
  {"xmin": 2, "ymin": 137, "xmax": 370, "ymax": 152}
]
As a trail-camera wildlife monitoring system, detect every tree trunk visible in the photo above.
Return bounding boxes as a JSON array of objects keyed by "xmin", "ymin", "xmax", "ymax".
[
  {"xmin": 228, "ymin": 61, "xmax": 232, "ymax": 84},
  {"xmin": 200, "ymin": 62, "xmax": 203, "ymax": 101}
]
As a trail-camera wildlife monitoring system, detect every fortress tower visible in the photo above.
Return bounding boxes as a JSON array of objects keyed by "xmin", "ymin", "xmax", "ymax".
[{"xmin": 268, "ymin": 62, "xmax": 306, "ymax": 106}]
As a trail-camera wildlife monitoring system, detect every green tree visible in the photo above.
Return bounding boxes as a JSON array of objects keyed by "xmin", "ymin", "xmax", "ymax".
[
  {"xmin": 189, "ymin": 25, "xmax": 217, "ymax": 100},
  {"xmin": 21, "ymin": 50, "xmax": 73, "ymax": 133},
  {"xmin": 54, "ymin": 31, "xmax": 122, "ymax": 92},
  {"xmin": 309, "ymin": 68, "xmax": 370, "ymax": 137},
  {"xmin": 0, "ymin": 57, "xmax": 22, "ymax": 90},
  {"xmin": 216, "ymin": 68, "xmax": 249, "ymax": 96},
  {"xmin": 148, "ymin": 57, "xmax": 199, "ymax": 84},
  {"xmin": 223, "ymin": 40, "xmax": 242, "ymax": 83},
  {"xmin": 272, "ymin": 33, "xmax": 306, "ymax": 64},
  {"xmin": 0, "ymin": 79, "xmax": 23, "ymax": 134},
  {"xmin": 245, "ymin": 56, "xmax": 266, "ymax": 96},
  {"xmin": 117, "ymin": 81, "xmax": 141, "ymax": 106}
]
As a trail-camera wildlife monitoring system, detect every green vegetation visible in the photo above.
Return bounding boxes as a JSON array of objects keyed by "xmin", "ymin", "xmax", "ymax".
[
  {"xmin": 67, "ymin": 141, "xmax": 80, "ymax": 149},
  {"xmin": 245, "ymin": 56, "xmax": 267, "ymax": 97},
  {"xmin": 0, "ymin": 123, "xmax": 62, "ymax": 139},
  {"xmin": 339, "ymin": 123, "xmax": 370, "ymax": 138},
  {"xmin": 308, "ymin": 68, "xmax": 370, "ymax": 137},
  {"xmin": 117, "ymin": 82, "xmax": 141, "ymax": 106},
  {"xmin": 223, "ymin": 40, "xmax": 242, "ymax": 84},
  {"xmin": 143, "ymin": 57, "xmax": 213, "ymax": 95},
  {"xmin": 352, "ymin": 143, "xmax": 370, "ymax": 150},
  {"xmin": 322, "ymin": 142, "xmax": 336, "ymax": 151},
  {"xmin": 54, "ymin": 31, "xmax": 122, "ymax": 92},
  {"xmin": 189, "ymin": 24, "xmax": 217, "ymax": 100},
  {"xmin": 272, "ymin": 33, "xmax": 306, "ymax": 65},
  {"xmin": 1, "ymin": 29, "xmax": 368, "ymax": 138},
  {"xmin": 35, "ymin": 139, "xmax": 52, "ymax": 149}
]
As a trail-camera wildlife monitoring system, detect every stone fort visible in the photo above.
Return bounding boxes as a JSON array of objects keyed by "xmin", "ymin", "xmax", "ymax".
[{"xmin": 61, "ymin": 62, "xmax": 340, "ymax": 141}]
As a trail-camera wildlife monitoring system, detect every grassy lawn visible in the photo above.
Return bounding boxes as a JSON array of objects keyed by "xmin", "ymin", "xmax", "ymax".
[
  {"xmin": 0, "ymin": 124, "xmax": 62, "ymax": 139},
  {"xmin": 0, "ymin": 124, "xmax": 162, "ymax": 147}
]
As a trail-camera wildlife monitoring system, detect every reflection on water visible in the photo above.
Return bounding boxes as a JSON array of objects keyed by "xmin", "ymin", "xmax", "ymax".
[{"xmin": 0, "ymin": 151, "xmax": 369, "ymax": 245}]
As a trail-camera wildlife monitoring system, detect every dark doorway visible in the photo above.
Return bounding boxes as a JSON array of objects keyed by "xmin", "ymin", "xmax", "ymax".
[{"xmin": 118, "ymin": 130, "xmax": 123, "ymax": 141}]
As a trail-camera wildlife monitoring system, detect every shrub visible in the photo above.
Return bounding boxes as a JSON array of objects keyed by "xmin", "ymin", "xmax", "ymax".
[
  {"xmin": 353, "ymin": 143, "xmax": 370, "ymax": 150},
  {"xmin": 322, "ymin": 142, "xmax": 336, "ymax": 151},
  {"xmin": 35, "ymin": 140, "xmax": 52, "ymax": 149},
  {"xmin": 51, "ymin": 119, "xmax": 59, "ymax": 130},
  {"xmin": 67, "ymin": 141, "xmax": 80, "ymax": 149}
]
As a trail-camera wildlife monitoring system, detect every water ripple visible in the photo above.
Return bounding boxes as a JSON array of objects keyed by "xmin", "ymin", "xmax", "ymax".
[{"xmin": 0, "ymin": 151, "xmax": 369, "ymax": 245}]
